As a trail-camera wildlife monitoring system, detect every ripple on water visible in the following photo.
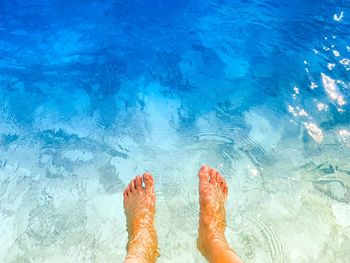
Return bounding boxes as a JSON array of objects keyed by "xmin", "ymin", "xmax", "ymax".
[
  {"xmin": 301, "ymin": 161, "xmax": 350, "ymax": 203},
  {"xmin": 234, "ymin": 201, "xmax": 290, "ymax": 263}
]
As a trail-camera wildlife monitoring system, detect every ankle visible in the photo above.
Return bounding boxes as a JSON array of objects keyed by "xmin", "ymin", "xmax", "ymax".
[
  {"xmin": 204, "ymin": 238, "xmax": 234, "ymax": 262},
  {"xmin": 198, "ymin": 230, "xmax": 227, "ymax": 257},
  {"xmin": 126, "ymin": 245, "xmax": 158, "ymax": 263},
  {"xmin": 125, "ymin": 255, "xmax": 148, "ymax": 263},
  {"xmin": 198, "ymin": 217, "xmax": 226, "ymax": 244},
  {"xmin": 126, "ymin": 229, "xmax": 159, "ymax": 263}
]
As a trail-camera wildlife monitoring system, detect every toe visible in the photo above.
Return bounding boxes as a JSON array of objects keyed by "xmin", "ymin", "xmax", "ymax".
[
  {"xmin": 143, "ymin": 172, "xmax": 154, "ymax": 193},
  {"xmin": 216, "ymin": 172, "xmax": 228, "ymax": 195},
  {"xmin": 135, "ymin": 175, "xmax": 143, "ymax": 190},
  {"xmin": 128, "ymin": 180, "xmax": 134, "ymax": 193},
  {"xmin": 223, "ymin": 186, "xmax": 228, "ymax": 197},
  {"xmin": 123, "ymin": 182, "xmax": 129, "ymax": 195},
  {"xmin": 216, "ymin": 171, "xmax": 224, "ymax": 184},
  {"xmin": 219, "ymin": 176, "xmax": 226, "ymax": 191},
  {"xmin": 198, "ymin": 165, "xmax": 210, "ymax": 182},
  {"xmin": 123, "ymin": 190, "xmax": 127, "ymax": 207},
  {"xmin": 209, "ymin": 168, "xmax": 217, "ymax": 185}
]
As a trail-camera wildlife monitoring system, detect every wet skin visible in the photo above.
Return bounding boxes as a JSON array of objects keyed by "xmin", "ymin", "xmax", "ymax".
[
  {"xmin": 123, "ymin": 166, "xmax": 242, "ymax": 263},
  {"xmin": 123, "ymin": 173, "xmax": 159, "ymax": 263},
  {"xmin": 197, "ymin": 165, "xmax": 242, "ymax": 263}
]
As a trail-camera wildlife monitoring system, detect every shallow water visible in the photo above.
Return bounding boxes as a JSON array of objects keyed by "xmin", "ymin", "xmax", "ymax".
[{"xmin": 1, "ymin": 0, "xmax": 350, "ymax": 262}]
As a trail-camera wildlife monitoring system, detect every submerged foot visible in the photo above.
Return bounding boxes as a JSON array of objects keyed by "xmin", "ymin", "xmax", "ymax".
[
  {"xmin": 197, "ymin": 165, "xmax": 228, "ymax": 259},
  {"xmin": 197, "ymin": 165, "xmax": 241, "ymax": 263},
  {"xmin": 123, "ymin": 173, "xmax": 159, "ymax": 263}
]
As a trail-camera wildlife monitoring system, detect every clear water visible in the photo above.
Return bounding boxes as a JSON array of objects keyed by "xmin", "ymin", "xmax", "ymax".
[{"xmin": 1, "ymin": 1, "xmax": 350, "ymax": 262}]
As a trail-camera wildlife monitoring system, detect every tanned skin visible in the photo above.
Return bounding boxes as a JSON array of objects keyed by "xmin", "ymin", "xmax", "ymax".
[{"xmin": 123, "ymin": 165, "xmax": 242, "ymax": 263}]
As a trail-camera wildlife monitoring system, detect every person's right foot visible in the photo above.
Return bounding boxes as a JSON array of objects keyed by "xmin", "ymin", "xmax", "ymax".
[{"xmin": 197, "ymin": 165, "xmax": 231, "ymax": 261}]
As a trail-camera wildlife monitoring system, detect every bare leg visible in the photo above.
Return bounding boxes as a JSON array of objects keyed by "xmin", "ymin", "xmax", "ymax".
[
  {"xmin": 197, "ymin": 165, "xmax": 243, "ymax": 263},
  {"xmin": 123, "ymin": 173, "xmax": 159, "ymax": 263}
]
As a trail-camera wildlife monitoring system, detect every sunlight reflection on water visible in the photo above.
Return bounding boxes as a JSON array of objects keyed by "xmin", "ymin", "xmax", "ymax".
[{"xmin": 0, "ymin": 1, "xmax": 350, "ymax": 263}]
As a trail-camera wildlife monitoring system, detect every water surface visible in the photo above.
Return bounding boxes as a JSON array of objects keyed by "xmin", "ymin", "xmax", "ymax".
[{"xmin": 1, "ymin": 0, "xmax": 350, "ymax": 262}]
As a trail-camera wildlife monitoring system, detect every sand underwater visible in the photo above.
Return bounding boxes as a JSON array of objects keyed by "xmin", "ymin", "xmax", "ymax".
[{"xmin": 0, "ymin": 0, "xmax": 350, "ymax": 262}]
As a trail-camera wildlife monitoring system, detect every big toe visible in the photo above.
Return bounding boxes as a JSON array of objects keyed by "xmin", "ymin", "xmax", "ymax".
[
  {"xmin": 143, "ymin": 172, "xmax": 154, "ymax": 193},
  {"xmin": 198, "ymin": 165, "xmax": 210, "ymax": 182}
]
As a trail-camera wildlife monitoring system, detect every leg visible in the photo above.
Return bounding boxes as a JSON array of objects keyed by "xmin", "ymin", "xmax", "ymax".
[
  {"xmin": 123, "ymin": 173, "xmax": 159, "ymax": 263},
  {"xmin": 197, "ymin": 165, "xmax": 243, "ymax": 263}
]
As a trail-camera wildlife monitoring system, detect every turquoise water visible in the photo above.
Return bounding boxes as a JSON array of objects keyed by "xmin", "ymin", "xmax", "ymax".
[{"xmin": 1, "ymin": 1, "xmax": 350, "ymax": 262}]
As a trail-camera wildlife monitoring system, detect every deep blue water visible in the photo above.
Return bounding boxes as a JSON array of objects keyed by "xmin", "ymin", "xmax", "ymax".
[{"xmin": 1, "ymin": 1, "xmax": 350, "ymax": 262}]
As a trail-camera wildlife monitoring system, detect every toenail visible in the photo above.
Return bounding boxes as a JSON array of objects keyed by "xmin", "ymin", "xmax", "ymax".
[
  {"xmin": 202, "ymin": 165, "xmax": 209, "ymax": 172},
  {"xmin": 144, "ymin": 173, "xmax": 151, "ymax": 180}
]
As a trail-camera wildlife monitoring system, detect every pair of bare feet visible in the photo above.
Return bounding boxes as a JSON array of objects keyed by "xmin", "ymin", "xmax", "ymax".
[{"xmin": 123, "ymin": 165, "xmax": 242, "ymax": 263}]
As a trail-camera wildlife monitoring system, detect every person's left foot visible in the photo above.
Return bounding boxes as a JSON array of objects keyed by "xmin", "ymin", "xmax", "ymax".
[{"xmin": 123, "ymin": 173, "xmax": 159, "ymax": 263}]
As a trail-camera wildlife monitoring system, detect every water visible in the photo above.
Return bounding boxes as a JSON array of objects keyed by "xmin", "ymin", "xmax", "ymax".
[{"xmin": 1, "ymin": 0, "xmax": 350, "ymax": 262}]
